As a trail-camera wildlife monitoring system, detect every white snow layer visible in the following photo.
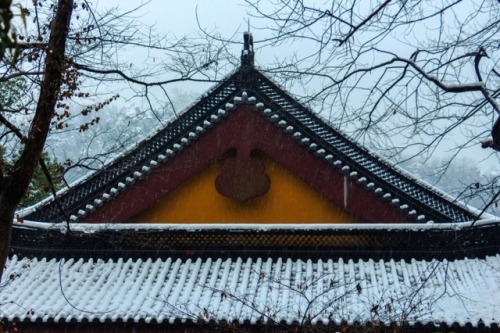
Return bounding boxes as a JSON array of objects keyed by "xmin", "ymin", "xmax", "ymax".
[
  {"xmin": 1, "ymin": 254, "xmax": 499, "ymax": 327},
  {"xmin": 13, "ymin": 218, "xmax": 500, "ymax": 234}
]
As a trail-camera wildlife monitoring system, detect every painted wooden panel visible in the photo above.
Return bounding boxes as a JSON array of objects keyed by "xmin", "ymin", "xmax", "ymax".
[
  {"xmin": 83, "ymin": 106, "xmax": 411, "ymax": 223},
  {"xmin": 132, "ymin": 154, "xmax": 355, "ymax": 223}
]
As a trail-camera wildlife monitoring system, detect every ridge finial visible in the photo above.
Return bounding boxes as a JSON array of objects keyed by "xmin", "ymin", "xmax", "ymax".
[{"xmin": 241, "ymin": 31, "xmax": 254, "ymax": 67}]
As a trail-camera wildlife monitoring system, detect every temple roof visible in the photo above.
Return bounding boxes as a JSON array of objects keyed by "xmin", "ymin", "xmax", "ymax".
[
  {"xmin": 22, "ymin": 58, "xmax": 480, "ymax": 223},
  {"xmin": 3, "ymin": 250, "xmax": 500, "ymax": 329},
  {"xmin": 2, "ymin": 218, "xmax": 499, "ymax": 331}
]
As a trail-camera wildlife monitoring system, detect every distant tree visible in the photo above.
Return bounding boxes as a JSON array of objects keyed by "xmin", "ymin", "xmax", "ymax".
[
  {"xmin": 18, "ymin": 151, "xmax": 64, "ymax": 208},
  {"xmin": 399, "ymin": 155, "xmax": 500, "ymax": 215},
  {"xmin": 0, "ymin": 147, "xmax": 64, "ymax": 208},
  {"xmin": 44, "ymin": 88, "xmax": 199, "ymax": 183}
]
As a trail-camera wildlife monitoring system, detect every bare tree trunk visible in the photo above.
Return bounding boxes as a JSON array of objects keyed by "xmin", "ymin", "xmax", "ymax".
[{"xmin": 0, "ymin": 0, "xmax": 73, "ymax": 281}]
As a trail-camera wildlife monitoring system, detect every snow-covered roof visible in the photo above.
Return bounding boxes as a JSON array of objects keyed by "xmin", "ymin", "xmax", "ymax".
[
  {"xmin": 2, "ymin": 254, "xmax": 499, "ymax": 329},
  {"xmin": 22, "ymin": 66, "xmax": 480, "ymax": 224},
  {"xmin": 5, "ymin": 217, "xmax": 500, "ymax": 330}
]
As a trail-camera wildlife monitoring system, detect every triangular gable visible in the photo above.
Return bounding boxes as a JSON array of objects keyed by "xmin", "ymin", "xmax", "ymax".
[
  {"xmin": 24, "ymin": 67, "xmax": 479, "ymax": 224},
  {"xmin": 131, "ymin": 153, "xmax": 357, "ymax": 223},
  {"xmin": 80, "ymin": 104, "xmax": 410, "ymax": 223}
]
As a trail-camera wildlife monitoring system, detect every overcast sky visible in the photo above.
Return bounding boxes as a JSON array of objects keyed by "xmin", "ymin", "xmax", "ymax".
[
  {"xmin": 94, "ymin": 1, "xmax": 249, "ymax": 46},
  {"xmin": 92, "ymin": 0, "xmax": 288, "ymax": 68}
]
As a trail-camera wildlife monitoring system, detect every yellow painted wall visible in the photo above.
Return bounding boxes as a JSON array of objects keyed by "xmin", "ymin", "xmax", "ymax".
[{"xmin": 132, "ymin": 155, "xmax": 355, "ymax": 223}]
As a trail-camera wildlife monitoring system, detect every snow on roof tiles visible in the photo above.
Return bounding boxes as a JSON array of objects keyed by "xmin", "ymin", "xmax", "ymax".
[{"xmin": 2, "ymin": 254, "xmax": 499, "ymax": 327}]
